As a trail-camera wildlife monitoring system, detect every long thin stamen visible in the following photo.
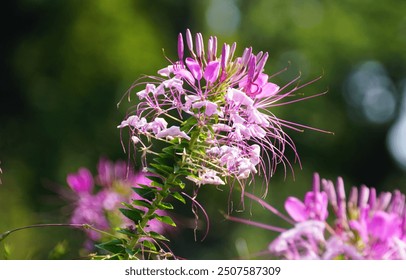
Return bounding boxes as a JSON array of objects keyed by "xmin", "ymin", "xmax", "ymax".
[
  {"xmin": 225, "ymin": 215, "xmax": 286, "ymax": 232},
  {"xmin": 244, "ymin": 192, "xmax": 294, "ymax": 224}
]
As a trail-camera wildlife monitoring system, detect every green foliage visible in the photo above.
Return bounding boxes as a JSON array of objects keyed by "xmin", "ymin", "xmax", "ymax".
[
  {"xmin": 2, "ymin": 244, "xmax": 11, "ymax": 260},
  {"xmin": 171, "ymin": 192, "xmax": 186, "ymax": 204},
  {"xmin": 131, "ymin": 200, "xmax": 152, "ymax": 209},
  {"xmin": 48, "ymin": 241, "xmax": 69, "ymax": 260},
  {"xmin": 157, "ymin": 201, "xmax": 174, "ymax": 210},
  {"xmin": 132, "ymin": 187, "xmax": 156, "ymax": 201},
  {"xmin": 95, "ymin": 239, "xmax": 126, "ymax": 256},
  {"xmin": 153, "ymin": 214, "xmax": 176, "ymax": 227},
  {"xmin": 148, "ymin": 231, "xmax": 170, "ymax": 242},
  {"xmin": 119, "ymin": 208, "xmax": 143, "ymax": 224},
  {"xmin": 149, "ymin": 163, "xmax": 174, "ymax": 176},
  {"xmin": 100, "ymin": 133, "xmax": 193, "ymax": 259},
  {"xmin": 142, "ymin": 240, "xmax": 157, "ymax": 251}
]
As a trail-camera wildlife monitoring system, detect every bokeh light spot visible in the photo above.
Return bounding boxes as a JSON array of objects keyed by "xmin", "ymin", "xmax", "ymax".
[
  {"xmin": 206, "ymin": 0, "xmax": 240, "ymax": 35},
  {"xmin": 344, "ymin": 60, "xmax": 396, "ymax": 124},
  {"xmin": 388, "ymin": 82, "xmax": 406, "ymax": 170}
]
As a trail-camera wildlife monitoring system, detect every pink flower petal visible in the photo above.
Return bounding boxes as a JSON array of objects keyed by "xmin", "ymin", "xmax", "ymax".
[
  {"xmin": 67, "ymin": 168, "xmax": 94, "ymax": 193},
  {"xmin": 285, "ymin": 197, "xmax": 309, "ymax": 222},
  {"xmin": 185, "ymin": 57, "xmax": 202, "ymax": 80},
  {"xmin": 256, "ymin": 82, "xmax": 280, "ymax": 99},
  {"xmin": 155, "ymin": 126, "xmax": 191, "ymax": 140},
  {"xmin": 175, "ymin": 68, "xmax": 195, "ymax": 84},
  {"xmin": 158, "ymin": 65, "xmax": 174, "ymax": 77},
  {"xmin": 192, "ymin": 100, "xmax": 218, "ymax": 116},
  {"xmin": 368, "ymin": 211, "xmax": 401, "ymax": 241},
  {"xmin": 226, "ymin": 88, "xmax": 254, "ymax": 107},
  {"xmin": 204, "ymin": 60, "xmax": 220, "ymax": 83}
]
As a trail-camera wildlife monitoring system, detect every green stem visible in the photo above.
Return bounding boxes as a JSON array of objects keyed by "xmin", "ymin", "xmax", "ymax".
[
  {"xmin": 128, "ymin": 125, "xmax": 204, "ymax": 252},
  {"xmin": 0, "ymin": 223, "xmax": 87, "ymax": 242},
  {"xmin": 129, "ymin": 174, "xmax": 176, "ymax": 249}
]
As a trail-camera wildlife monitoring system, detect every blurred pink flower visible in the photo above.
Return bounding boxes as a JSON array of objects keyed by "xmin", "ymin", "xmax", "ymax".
[
  {"xmin": 66, "ymin": 158, "xmax": 169, "ymax": 244},
  {"xmin": 229, "ymin": 173, "xmax": 406, "ymax": 259},
  {"xmin": 67, "ymin": 168, "xmax": 93, "ymax": 193}
]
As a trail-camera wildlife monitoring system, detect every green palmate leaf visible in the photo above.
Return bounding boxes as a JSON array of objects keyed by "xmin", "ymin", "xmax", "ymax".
[
  {"xmin": 171, "ymin": 191, "xmax": 186, "ymax": 204},
  {"xmin": 119, "ymin": 208, "xmax": 143, "ymax": 224},
  {"xmin": 157, "ymin": 201, "xmax": 174, "ymax": 210},
  {"xmin": 154, "ymin": 214, "xmax": 176, "ymax": 227},
  {"xmin": 148, "ymin": 231, "xmax": 170, "ymax": 242},
  {"xmin": 132, "ymin": 187, "xmax": 156, "ymax": 201},
  {"xmin": 142, "ymin": 240, "xmax": 157, "ymax": 251},
  {"xmin": 95, "ymin": 239, "xmax": 126, "ymax": 254}
]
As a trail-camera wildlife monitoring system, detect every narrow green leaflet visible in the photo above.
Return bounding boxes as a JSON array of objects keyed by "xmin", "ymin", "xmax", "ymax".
[
  {"xmin": 154, "ymin": 214, "xmax": 176, "ymax": 227},
  {"xmin": 131, "ymin": 199, "xmax": 152, "ymax": 209},
  {"xmin": 156, "ymin": 201, "xmax": 174, "ymax": 210},
  {"xmin": 171, "ymin": 191, "xmax": 186, "ymax": 204},
  {"xmin": 142, "ymin": 240, "xmax": 157, "ymax": 251},
  {"xmin": 150, "ymin": 163, "xmax": 173, "ymax": 176},
  {"xmin": 95, "ymin": 239, "xmax": 126, "ymax": 255},
  {"xmin": 117, "ymin": 228, "xmax": 136, "ymax": 237},
  {"xmin": 132, "ymin": 187, "xmax": 156, "ymax": 201},
  {"xmin": 148, "ymin": 231, "xmax": 170, "ymax": 242},
  {"xmin": 119, "ymin": 208, "xmax": 143, "ymax": 224}
]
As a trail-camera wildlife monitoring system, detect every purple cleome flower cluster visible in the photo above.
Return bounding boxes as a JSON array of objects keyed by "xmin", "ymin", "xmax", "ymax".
[
  {"xmin": 119, "ymin": 29, "xmax": 322, "ymax": 188},
  {"xmin": 66, "ymin": 158, "xmax": 167, "ymax": 244},
  {"xmin": 238, "ymin": 173, "xmax": 406, "ymax": 259}
]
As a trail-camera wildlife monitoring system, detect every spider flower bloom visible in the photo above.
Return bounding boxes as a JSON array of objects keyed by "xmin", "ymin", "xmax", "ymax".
[
  {"xmin": 67, "ymin": 158, "xmax": 167, "ymax": 243},
  {"xmin": 120, "ymin": 29, "xmax": 326, "ymax": 188},
  {"xmin": 231, "ymin": 173, "xmax": 406, "ymax": 259}
]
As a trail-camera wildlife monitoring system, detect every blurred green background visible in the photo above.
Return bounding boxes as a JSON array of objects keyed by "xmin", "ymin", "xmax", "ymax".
[{"xmin": 1, "ymin": 0, "xmax": 406, "ymax": 259}]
